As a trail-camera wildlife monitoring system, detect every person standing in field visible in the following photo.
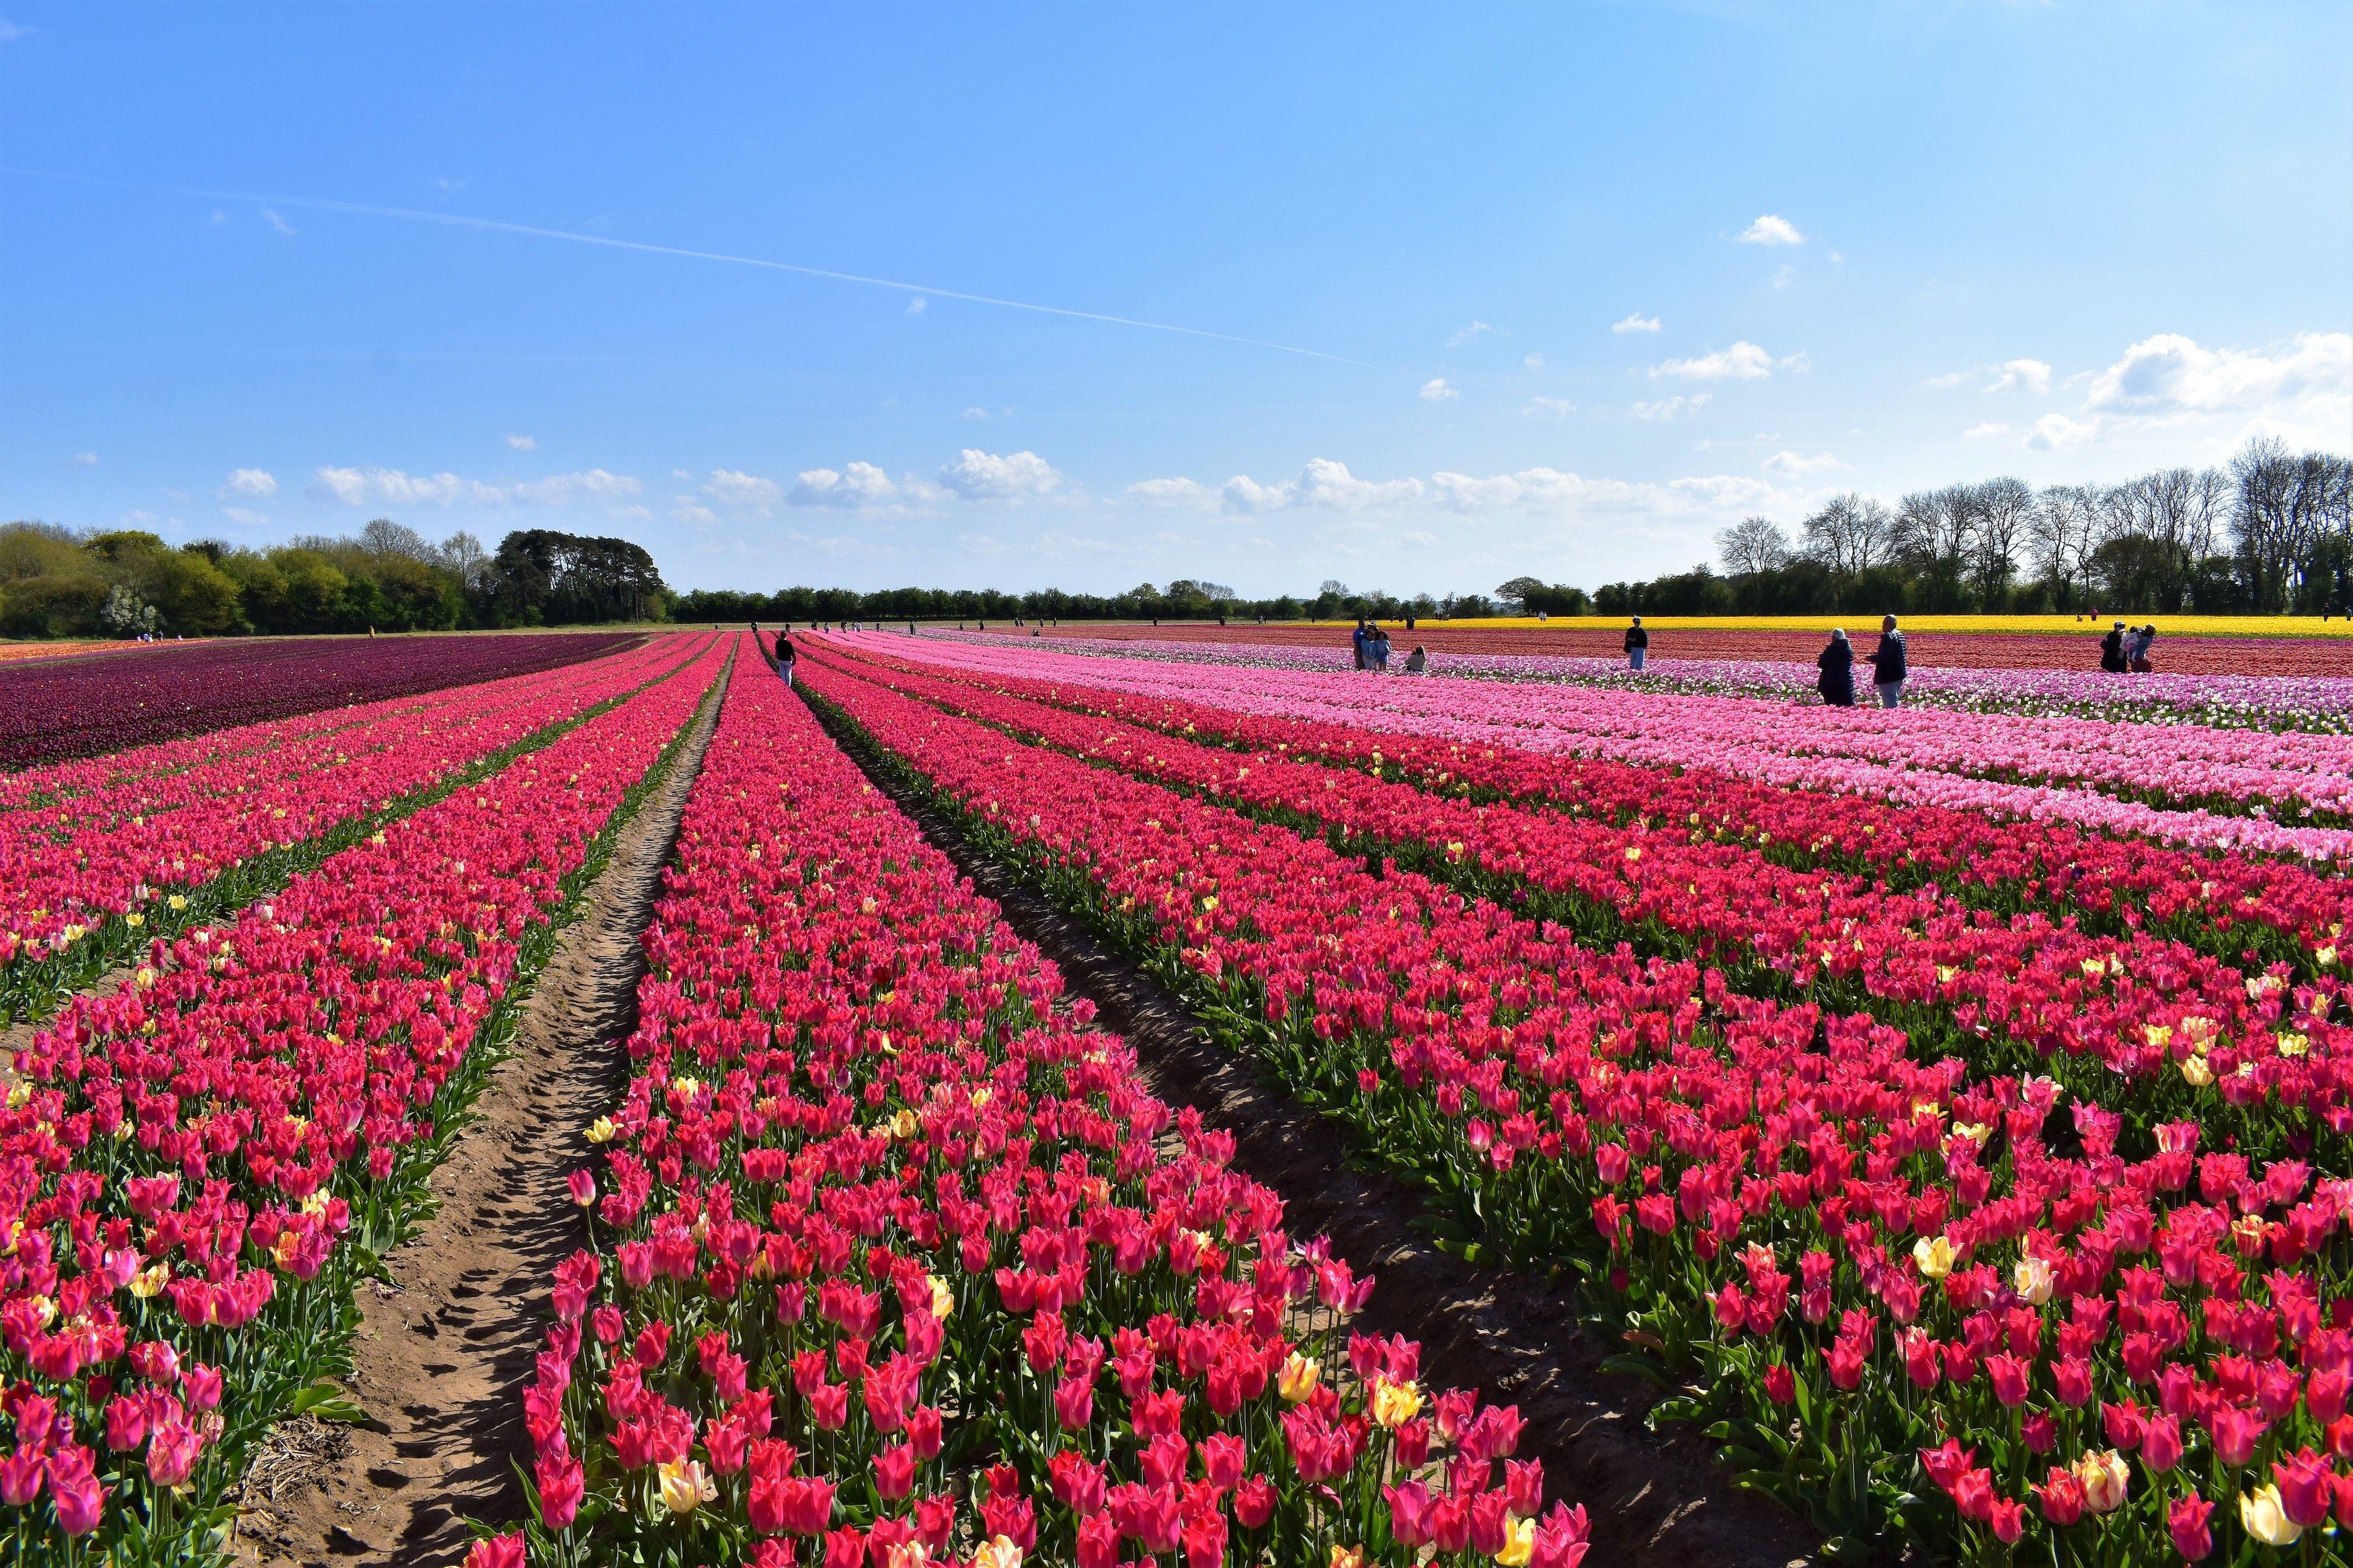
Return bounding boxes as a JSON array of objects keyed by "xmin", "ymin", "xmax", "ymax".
[
  {"xmin": 1351, "ymin": 619, "xmax": 1369, "ymax": 670},
  {"xmin": 1371, "ymin": 626, "xmax": 1392, "ymax": 671},
  {"xmin": 1624, "ymin": 616, "xmax": 1648, "ymax": 671},
  {"xmin": 773, "ymin": 632, "xmax": 797, "ymax": 688},
  {"xmin": 1866, "ymin": 615, "xmax": 1907, "ymax": 708},
  {"xmin": 1816, "ymin": 628, "xmax": 1856, "ymax": 707},
  {"xmin": 2099, "ymin": 621, "xmax": 2128, "ymax": 673}
]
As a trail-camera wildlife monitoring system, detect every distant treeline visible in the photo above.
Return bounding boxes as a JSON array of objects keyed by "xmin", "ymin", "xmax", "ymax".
[
  {"xmin": 686, "ymin": 438, "xmax": 2351, "ymax": 627},
  {"xmin": 1591, "ymin": 438, "xmax": 2352, "ymax": 618},
  {"xmin": 674, "ymin": 577, "xmax": 1517, "ymax": 625},
  {"xmin": 0, "ymin": 522, "xmax": 668, "ymax": 637}
]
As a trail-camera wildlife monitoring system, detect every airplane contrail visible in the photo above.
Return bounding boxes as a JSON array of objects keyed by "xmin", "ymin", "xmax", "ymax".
[{"xmin": 6, "ymin": 167, "xmax": 1385, "ymax": 370}]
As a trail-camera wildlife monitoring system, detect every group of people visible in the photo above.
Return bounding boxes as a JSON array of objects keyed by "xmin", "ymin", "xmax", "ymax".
[
  {"xmin": 2099, "ymin": 620, "xmax": 2159, "ymax": 673},
  {"xmin": 1810, "ymin": 616, "xmax": 1909, "ymax": 708},
  {"xmin": 1351, "ymin": 620, "xmax": 1429, "ymax": 674},
  {"xmin": 1626, "ymin": 613, "xmax": 1913, "ymax": 708}
]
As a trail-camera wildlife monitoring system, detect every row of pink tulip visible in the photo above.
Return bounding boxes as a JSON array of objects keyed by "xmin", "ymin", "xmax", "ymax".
[
  {"xmin": 854, "ymin": 634, "xmax": 2353, "ymax": 860},
  {"xmin": 801, "ymin": 651, "xmax": 2353, "ymax": 1565},
  {"xmin": 0, "ymin": 635, "xmax": 705, "ymax": 981},
  {"xmin": 483, "ymin": 664, "xmax": 1581, "ymax": 1568},
  {"xmin": 807, "ymin": 642, "xmax": 2350, "ymax": 1159},
  {"xmin": 828, "ymin": 635, "xmax": 2350, "ymax": 976},
  {"xmin": 0, "ymin": 635, "xmax": 731, "ymax": 1565}
]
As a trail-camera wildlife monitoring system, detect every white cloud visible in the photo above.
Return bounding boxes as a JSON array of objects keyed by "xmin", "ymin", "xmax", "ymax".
[
  {"xmin": 1525, "ymin": 396, "xmax": 1577, "ymax": 420},
  {"xmin": 1127, "ymin": 477, "xmax": 1218, "ymax": 509},
  {"xmin": 1611, "ymin": 314, "xmax": 1662, "ymax": 335},
  {"xmin": 1630, "ymin": 393, "xmax": 1713, "ymax": 420},
  {"xmin": 1213, "ymin": 459, "xmax": 1424, "ymax": 515},
  {"xmin": 1922, "ymin": 371, "xmax": 1969, "ymax": 390},
  {"xmin": 906, "ymin": 296, "xmax": 927, "ymax": 315},
  {"xmin": 1419, "ymin": 377, "xmax": 1460, "ymax": 402},
  {"xmin": 1650, "ymin": 341, "xmax": 1778, "ymax": 381},
  {"xmin": 1220, "ymin": 474, "xmax": 1293, "ymax": 513},
  {"xmin": 208, "ymin": 209, "xmax": 227, "ymax": 226},
  {"xmin": 1964, "ymin": 422, "xmax": 2012, "ymax": 440},
  {"xmin": 66, "ymin": 450, "xmax": 98, "ymax": 467},
  {"xmin": 1986, "ymin": 358, "xmax": 2052, "ymax": 395},
  {"xmin": 506, "ymin": 433, "xmax": 536, "ymax": 451},
  {"xmin": 260, "ymin": 208, "xmax": 296, "ymax": 236},
  {"xmin": 220, "ymin": 507, "xmax": 272, "ymax": 528},
  {"xmin": 670, "ymin": 501, "xmax": 719, "ymax": 525},
  {"xmin": 1447, "ymin": 321, "xmax": 1493, "ymax": 347},
  {"xmin": 311, "ymin": 465, "xmax": 639, "ymax": 507},
  {"xmin": 1761, "ymin": 450, "xmax": 1841, "ymax": 477},
  {"xmin": 2086, "ymin": 331, "xmax": 2349, "ymax": 419},
  {"xmin": 961, "ymin": 407, "xmax": 990, "ymax": 421},
  {"xmin": 0, "ymin": 19, "xmax": 31, "ymax": 43},
  {"xmin": 1523, "ymin": 352, "xmax": 1546, "ymax": 371},
  {"xmin": 939, "ymin": 448, "xmax": 1062, "ymax": 500},
  {"xmin": 612, "ymin": 504, "xmax": 653, "ymax": 522},
  {"xmin": 120, "ymin": 509, "xmax": 158, "ymax": 526},
  {"xmin": 671, "ymin": 468, "xmax": 693, "ymax": 480},
  {"xmin": 1296, "ymin": 458, "xmax": 1423, "ymax": 510},
  {"xmin": 1770, "ymin": 263, "xmax": 1796, "ymax": 290},
  {"xmin": 2026, "ymin": 413, "xmax": 2100, "ymax": 450},
  {"xmin": 704, "ymin": 469, "xmax": 784, "ymax": 513},
  {"xmin": 512, "ymin": 469, "xmax": 639, "ymax": 505},
  {"xmin": 1739, "ymin": 214, "xmax": 1805, "ymax": 247},
  {"xmin": 218, "ymin": 468, "xmax": 278, "ymax": 499},
  {"xmin": 790, "ymin": 462, "xmax": 900, "ymax": 509}
]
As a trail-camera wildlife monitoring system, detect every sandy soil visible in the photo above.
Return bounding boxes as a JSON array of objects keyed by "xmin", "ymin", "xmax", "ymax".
[
  {"xmin": 830, "ymin": 708, "xmax": 1825, "ymax": 1568},
  {"xmin": 230, "ymin": 690, "xmax": 721, "ymax": 1568}
]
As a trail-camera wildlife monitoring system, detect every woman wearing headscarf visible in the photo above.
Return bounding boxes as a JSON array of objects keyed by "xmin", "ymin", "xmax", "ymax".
[{"xmin": 1816, "ymin": 628, "xmax": 1856, "ymax": 707}]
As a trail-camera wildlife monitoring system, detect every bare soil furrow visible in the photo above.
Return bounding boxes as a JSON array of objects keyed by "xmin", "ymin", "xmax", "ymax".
[{"xmin": 231, "ymin": 691, "xmax": 722, "ymax": 1568}]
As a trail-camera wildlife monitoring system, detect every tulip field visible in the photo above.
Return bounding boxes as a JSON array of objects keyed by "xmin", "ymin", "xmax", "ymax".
[
  {"xmin": 765, "ymin": 628, "xmax": 2349, "ymax": 1567},
  {"xmin": 5, "ymin": 620, "xmax": 2350, "ymax": 1568}
]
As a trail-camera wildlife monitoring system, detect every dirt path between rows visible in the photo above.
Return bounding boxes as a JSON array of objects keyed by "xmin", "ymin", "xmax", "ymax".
[
  {"xmin": 231, "ymin": 691, "xmax": 721, "ymax": 1568},
  {"xmin": 829, "ymin": 718, "xmax": 1825, "ymax": 1568}
]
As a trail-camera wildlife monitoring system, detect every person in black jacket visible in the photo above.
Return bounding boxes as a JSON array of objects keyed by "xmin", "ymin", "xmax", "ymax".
[
  {"xmin": 1817, "ymin": 628, "xmax": 1856, "ymax": 706},
  {"xmin": 1624, "ymin": 616, "xmax": 1649, "ymax": 671},
  {"xmin": 1866, "ymin": 615, "xmax": 1908, "ymax": 707},
  {"xmin": 773, "ymin": 632, "xmax": 797, "ymax": 688},
  {"xmin": 2099, "ymin": 621, "xmax": 2128, "ymax": 673}
]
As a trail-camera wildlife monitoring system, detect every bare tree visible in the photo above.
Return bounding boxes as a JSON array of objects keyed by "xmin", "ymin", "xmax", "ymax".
[
  {"xmin": 358, "ymin": 517, "xmax": 436, "ymax": 561},
  {"xmin": 1893, "ymin": 485, "xmax": 1980, "ymax": 580},
  {"xmin": 438, "ymin": 530, "xmax": 493, "ymax": 591},
  {"xmin": 1715, "ymin": 515, "xmax": 1793, "ymax": 575},
  {"xmin": 1972, "ymin": 477, "xmax": 2034, "ymax": 604},
  {"xmin": 2232, "ymin": 438, "xmax": 2353, "ymax": 609},
  {"xmin": 2030, "ymin": 485, "xmax": 2104, "ymax": 604},
  {"xmin": 1801, "ymin": 493, "xmax": 1897, "ymax": 576}
]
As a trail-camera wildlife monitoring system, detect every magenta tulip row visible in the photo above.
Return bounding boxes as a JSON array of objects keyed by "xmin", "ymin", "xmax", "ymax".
[
  {"xmin": 491, "ymin": 665, "xmax": 1585, "ymax": 1568},
  {"xmin": 0, "ymin": 631, "xmax": 647, "ymax": 770},
  {"xmin": 809, "ymin": 641, "xmax": 2351, "ymax": 1156},
  {"xmin": 0, "ymin": 634, "xmax": 730, "ymax": 1563},
  {"xmin": 857, "ymin": 633, "xmax": 2353, "ymax": 860},
  {"xmin": 800, "ymin": 650, "xmax": 2353, "ymax": 1566},
  {"xmin": 0, "ymin": 635, "xmax": 701, "ymax": 973}
]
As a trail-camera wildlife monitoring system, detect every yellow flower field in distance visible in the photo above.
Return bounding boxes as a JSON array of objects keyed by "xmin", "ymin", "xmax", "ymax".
[{"xmin": 1429, "ymin": 614, "xmax": 2353, "ymax": 637}]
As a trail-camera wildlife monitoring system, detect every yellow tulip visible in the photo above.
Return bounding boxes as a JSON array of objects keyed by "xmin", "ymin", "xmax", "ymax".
[
  {"xmin": 2239, "ymin": 1483, "xmax": 2301, "ymax": 1547},
  {"xmin": 1278, "ymin": 1353, "xmax": 1321, "ymax": 1403},
  {"xmin": 1912, "ymin": 1234, "xmax": 1956, "ymax": 1280},
  {"xmin": 1371, "ymin": 1376, "xmax": 1423, "ymax": 1428},
  {"xmin": 657, "ymin": 1458, "xmax": 715, "ymax": 1516},
  {"xmin": 2073, "ymin": 1449, "xmax": 2128, "ymax": 1514}
]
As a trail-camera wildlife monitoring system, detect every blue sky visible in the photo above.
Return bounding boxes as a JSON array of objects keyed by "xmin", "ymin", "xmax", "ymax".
[{"xmin": 3, "ymin": 1, "xmax": 2348, "ymax": 597}]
